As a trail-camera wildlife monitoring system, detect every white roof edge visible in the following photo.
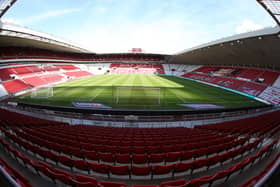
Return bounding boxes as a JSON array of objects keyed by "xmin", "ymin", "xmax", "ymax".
[
  {"xmin": 175, "ymin": 26, "xmax": 280, "ymax": 56},
  {"xmin": 0, "ymin": 22, "xmax": 91, "ymax": 52}
]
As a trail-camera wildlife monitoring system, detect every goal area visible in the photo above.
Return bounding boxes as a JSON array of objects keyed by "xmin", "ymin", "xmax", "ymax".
[
  {"xmin": 114, "ymin": 87, "xmax": 161, "ymax": 105},
  {"xmin": 31, "ymin": 86, "xmax": 53, "ymax": 98}
]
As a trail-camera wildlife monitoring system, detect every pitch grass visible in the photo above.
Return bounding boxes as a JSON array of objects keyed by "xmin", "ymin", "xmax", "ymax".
[{"xmin": 16, "ymin": 74, "xmax": 266, "ymax": 110}]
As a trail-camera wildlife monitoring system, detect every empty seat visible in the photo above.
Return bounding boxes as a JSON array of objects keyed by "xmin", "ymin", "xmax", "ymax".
[{"xmin": 131, "ymin": 166, "xmax": 152, "ymax": 180}]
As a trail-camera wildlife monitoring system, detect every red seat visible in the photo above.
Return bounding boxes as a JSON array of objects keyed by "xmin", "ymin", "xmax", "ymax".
[
  {"xmin": 189, "ymin": 175, "xmax": 212, "ymax": 187},
  {"xmin": 152, "ymin": 164, "xmax": 174, "ymax": 179},
  {"xmin": 99, "ymin": 152, "xmax": 114, "ymax": 163},
  {"xmin": 84, "ymin": 150, "xmax": 98, "ymax": 161},
  {"xmin": 210, "ymin": 170, "xmax": 231, "ymax": 186},
  {"xmin": 55, "ymin": 173, "xmax": 74, "ymax": 186},
  {"xmin": 109, "ymin": 165, "xmax": 130, "ymax": 179},
  {"xmin": 160, "ymin": 179, "xmax": 186, "ymax": 187},
  {"xmin": 132, "ymin": 154, "xmax": 148, "ymax": 165},
  {"xmin": 192, "ymin": 159, "xmax": 208, "ymax": 174},
  {"xmin": 181, "ymin": 150, "xmax": 195, "ymax": 161},
  {"xmin": 88, "ymin": 162, "xmax": 109, "ymax": 178},
  {"xmin": 72, "ymin": 180, "xmax": 97, "ymax": 187},
  {"xmin": 166, "ymin": 152, "xmax": 182, "ymax": 163},
  {"xmin": 115, "ymin": 154, "xmax": 131, "ymax": 165},
  {"xmin": 150, "ymin": 153, "xmax": 165, "ymax": 164},
  {"xmin": 131, "ymin": 166, "xmax": 152, "ymax": 180},
  {"xmin": 174, "ymin": 162, "xmax": 192, "ymax": 177},
  {"xmin": 148, "ymin": 146, "xmax": 161, "ymax": 153},
  {"xmin": 119, "ymin": 146, "xmax": 131, "ymax": 154},
  {"xmin": 73, "ymin": 160, "xmax": 89, "ymax": 174},
  {"xmin": 75, "ymin": 174, "xmax": 98, "ymax": 187},
  {"xmin": 58, "ymin": 155, "xmax": 74, "ymax": 171},
  {"xmin": 133, "ymin": 146, "xmax": 147, "ymax": 154},
  {"xmin": 100, "ymin": 181, "xmax": 126, "ymax": 187},
  {"xmin": 207, "ymin": 155, "xmax": 222, "ymax": 169}
]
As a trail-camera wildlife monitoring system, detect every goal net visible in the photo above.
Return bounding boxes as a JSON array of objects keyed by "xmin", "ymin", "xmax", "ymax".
[
  {"xmin": 31, "ymin": 86, "xmax": 53, "ymax": 98},
  {"xmin": 114, "ymin": 87, "xmax": 161, "ymax": 105}
]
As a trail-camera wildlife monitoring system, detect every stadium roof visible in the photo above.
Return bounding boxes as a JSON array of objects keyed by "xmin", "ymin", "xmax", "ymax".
[
  {"xmin": 0, "ymin": 21, "xmax": 91, "ymax": 53},
  {"xmin": 169, "ymin": 26, "xmax": 280, "ymax": 70}
]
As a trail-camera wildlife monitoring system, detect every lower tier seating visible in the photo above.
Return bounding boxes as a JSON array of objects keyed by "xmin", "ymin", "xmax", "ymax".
[
  {"xmin": 2, "ymin": 79, "xmax": 30, "ymax": 94},
  {"xmin": 1, "ymin": 127, "xmax": 278, "ymax": 187}
]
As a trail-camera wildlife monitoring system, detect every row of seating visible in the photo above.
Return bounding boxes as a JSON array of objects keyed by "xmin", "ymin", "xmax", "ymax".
[
  {"xmin": 12, "ymin": 129, "xmax": 249, "ymax": 167},
  {"xmin": 182, "ymin": 72, "xmax": 266, "ymax": 96},
  {"xmin": 193, "ymin": 66, "xmax": 279, "ymax": 86},
  {"xmin": 240, "ymin": 152, "xmax": 280, "ymax": 187},
  {"xmin": 0, "ymin": 157, "xmax": 33, "ymax": 187},
  {"xmin": 3, "ymin": 128, "xmax": 261, "ymax": 180},
  {"xmin": 36, "ymin": 124, "xmax": 220, "ymax": 139},
  {"xmin": 1, "ymin": 128, "xmax": 278, "ymax": 187},
  {"xmin": 0, "ymin": 136, "xmax": 121, "ymax": 187},
  {"xmin": 15, "ymin": 129, "xmax": 246, "ymax": 163},
  {"xmin": 0, "ymin": 63, "xmax": 92, "ymax": 94},
  {"xmin": 0, "ymin": 108, "xmax": 66, "ymax": 127},
  {"xmin": 21, "ymin": 127, "xmax": 232, "ymax": 150},
  {"xmin": 2, "ymin": 79, "xmax": 30, "ymax": 94},
  {"xmin": 195, "ymin": 110, "xmax": 280, "ymax": 136},
  {"xmin": 150, "ymin": 137, "xmax": 279, "ymax": 187}
]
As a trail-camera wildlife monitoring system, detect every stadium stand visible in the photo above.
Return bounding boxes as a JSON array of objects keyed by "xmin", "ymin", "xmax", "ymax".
[
  {"xmin": 258, "ymin": 86, "xmax": 280, "ymax": 105},
  {"xmin": 0, "ymin": 68, "xmax": 15, "ymax": 81},
  {"xmin": 64, "ymin": 71, "xmax": 92, "ymax": 78},
  {"xmin": 1, "ymin": 121, "xmax": 278, "ymax": 186},
  {"xmin": 237, "ymin": 82, "xmax": 267, "ymax": 96},
  {"xmin": 22, "ymin": 76, "xmax": 47, "ymax": 87},
  {"xmin": 240, "ymin": 152, "xmax": 280, "ymax": 187},
  {"xmin": 110, "ymin": 63, "xmax": 165, "ymax": 74},
  {"xmin": 257, "ymin": 70, "xmax": 280, "ymax": 85},
  {"xmin": 0, "ymin": 157, "xmax": 33, "ymax": 187},
  {"xmin": 237, "ymin": 68, "xmax": 264, "ymax": 81},
  {"xmin": 2, "ymin": 80, "xmax": 30, "ymax": 94},
  {"xmin": 162, "ymin": 64, "xmax": 200, "ymax": 76},
  {"xmin": 55, "ymin": 64, "xmax": 79, "ymax": 71}
]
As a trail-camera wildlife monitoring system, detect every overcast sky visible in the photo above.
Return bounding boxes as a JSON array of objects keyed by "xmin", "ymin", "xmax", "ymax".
[{"xmin": 1, "ymin": 0, "xmax": 276, "ymax": 54}]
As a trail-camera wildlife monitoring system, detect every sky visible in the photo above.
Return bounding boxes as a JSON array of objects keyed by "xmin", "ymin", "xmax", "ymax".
[{"xmin": 1, "ymin": 0, "xmax": 276, "ymax": 54}]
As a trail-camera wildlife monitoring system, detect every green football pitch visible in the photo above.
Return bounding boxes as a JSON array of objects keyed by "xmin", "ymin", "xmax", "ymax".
[{"xmin": 16, "ymin": 74, "xmax": 266, "ymax": 110}]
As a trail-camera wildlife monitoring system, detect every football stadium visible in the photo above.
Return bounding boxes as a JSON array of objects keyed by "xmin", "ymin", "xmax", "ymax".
[{"xmin": 0, "ymin": 0, "xmax": 279, "ymax": 187}]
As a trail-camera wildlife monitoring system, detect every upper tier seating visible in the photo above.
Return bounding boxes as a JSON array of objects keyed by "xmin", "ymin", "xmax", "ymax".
[
  {"xmin": 12, "ymin": 66, "xmax": 34, "ymax": 75},
  {"xmin": 43, "ymin": 65, "xmax": 60, "ymax": 72},
  {"xmin": 56, "ymin": 65, "xmax": 79, "ymax": 70},
  {"xmin": 64, "ymin": 71, "xmax": 92, "ymax": 78},
  {"xmin": 2, "ymin": 79, "xmax": 30, "ymax": 94},
  {"xmin": 110, "ymin": 64, "xmax": 165, "ymax": 74}
]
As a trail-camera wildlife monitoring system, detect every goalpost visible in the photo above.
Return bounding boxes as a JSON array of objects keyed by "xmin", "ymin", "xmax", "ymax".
[
  {"xmin": 31, "ymin": 86, "xmax": 53, "ymax": 98},
  {"xmin": 114, "ymin": 87, "xmax": 161, "ymax": 105}
]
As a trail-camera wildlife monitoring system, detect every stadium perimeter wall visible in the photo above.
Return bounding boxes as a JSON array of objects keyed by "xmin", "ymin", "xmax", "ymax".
[{"xmin": 1, "ymin": 105, "xmax": 278, "ymax": 128}]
